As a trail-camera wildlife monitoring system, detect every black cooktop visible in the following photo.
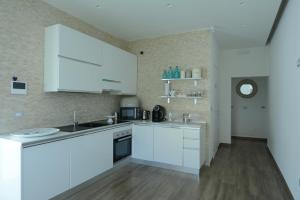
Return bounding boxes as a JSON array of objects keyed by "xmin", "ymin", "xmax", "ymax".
[{"xmin": 57, "ymin": 120, "xmax": 129, "ymax": 132}]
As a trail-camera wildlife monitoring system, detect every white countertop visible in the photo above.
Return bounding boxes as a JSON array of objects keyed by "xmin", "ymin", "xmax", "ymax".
[
  {"xmin": 134, "ymin": 120, "xmax": 206, "ymax": 129},
  {"xmin": 0, "ymin": 122, "xmax": 132, "ymax": 147},
  {"xmin": 0, "ymin": 120, "xmax": 207, "ymax": 147}
]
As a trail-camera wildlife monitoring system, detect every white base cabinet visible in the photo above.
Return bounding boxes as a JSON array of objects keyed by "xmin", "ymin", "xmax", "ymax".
[
  {"xmin": 0, "ymin": 128, "xmax": 116, "ymax": 200},
  {"xmin": 22, "ymin": 140, "xmax": 70, "ymax": 200},
  {"xmin": 70, "ymin": 131, "xmax": 113, "ymax": 188},
  {"xmin": 154, "ymin": 127, "xmax": 183, "ymax": 166},
  {"xmin": 132, "ymin": 124, "xmax": 206, "ymax": 174},
  {"xmin": 132, "ymin": 125, "xmax": 154, "ymax": 161}
]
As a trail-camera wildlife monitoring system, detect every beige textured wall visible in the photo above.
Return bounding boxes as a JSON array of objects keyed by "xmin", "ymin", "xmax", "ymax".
[
  {"xmin": 128, "ymin": 31, "xmax": 210, "ymax": 122},
  {"xmin": 0, "ymin": 0, "xmax": 128, "ymax": 133}
]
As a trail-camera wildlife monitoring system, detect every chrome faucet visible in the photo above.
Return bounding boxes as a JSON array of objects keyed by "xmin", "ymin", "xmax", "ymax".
[
  {"xmin": 73, "ymin": 111, "xmax": 79, "ymax": 127},
  {"xmin": 114, "ymin": 112, "xmax": 118, "ymax": 124}
]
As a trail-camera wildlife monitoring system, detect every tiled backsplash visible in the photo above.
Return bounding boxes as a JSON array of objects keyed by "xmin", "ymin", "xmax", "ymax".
[{"xmin": 0, "ymin": 0, "xmax": 127, "ymax": 133}]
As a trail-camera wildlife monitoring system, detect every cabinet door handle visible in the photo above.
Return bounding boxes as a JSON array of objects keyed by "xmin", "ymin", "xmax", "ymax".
[
  {"xmin": 102, "ymin": 79, "xmax": 121, "ymax": 83},
  {"xmin": 58, "ymin": 55, "xmax": 102, "ymax": 67}
]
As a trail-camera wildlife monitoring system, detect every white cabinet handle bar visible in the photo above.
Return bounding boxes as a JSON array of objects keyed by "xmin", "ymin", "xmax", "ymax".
[
  {"xmin": 58, "ymin": 55, "xmax": 102, "ymax": 67},
  {"xmin": 102, "ymin": 79, "xmax": 121, "ymax": 83}
]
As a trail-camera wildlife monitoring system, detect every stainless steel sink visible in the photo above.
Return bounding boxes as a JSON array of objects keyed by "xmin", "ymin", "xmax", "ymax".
[{"xmin": 57, "ymin": 120, "xmax": 129, "ymax": 132}]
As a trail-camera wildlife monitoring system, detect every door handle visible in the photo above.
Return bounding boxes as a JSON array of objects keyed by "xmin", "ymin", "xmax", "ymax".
[{"xmin": 102, "ymin": 79, "xmax": 121, "ymax": 83}]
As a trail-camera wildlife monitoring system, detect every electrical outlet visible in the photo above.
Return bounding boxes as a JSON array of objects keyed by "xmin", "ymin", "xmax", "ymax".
[{"xmin": 15, "ymin": 112, "xmax": 23, "ymax": 117}]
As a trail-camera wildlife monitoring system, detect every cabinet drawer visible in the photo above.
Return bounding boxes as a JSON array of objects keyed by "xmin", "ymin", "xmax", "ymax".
[
  {"xmin": 183, "ymin": 139, "xmax": 200, "ymax": 149},
  {"xmin": 183, "ymin": 129, "xmax": 200, "ymax": 139},
  {"xmin": 183, "ymin": 149, "xmax": 200, "ymax": 169}
]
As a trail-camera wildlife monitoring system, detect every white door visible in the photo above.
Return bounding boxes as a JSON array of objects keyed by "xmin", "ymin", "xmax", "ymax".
[
  {"xmin": 22, "ymin": 140, "xmax": 70, "ymax": 200},
  {"xmin": 58, "ymin": 57, "xmax": 102, "ymax": 92},
  {"xmin": 154, "ymin": 127, "xmax": 183, "ymax": 166},
  {"xmin": 132, "ymin": 125, "xmax": 154, "ymax": 161},
  {"xmin": 69, "ymin": 131, "xmax": 113, "ymax": 188}
]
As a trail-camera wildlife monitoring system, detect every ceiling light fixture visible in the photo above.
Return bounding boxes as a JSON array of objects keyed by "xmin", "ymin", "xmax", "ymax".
[
  {"xmin": 96, "ymin": 0, "xmax": 102, "ymax": 8},
  {"xmin": 166, "ymin": 3, "xmax": 173, "ymax": 8}
]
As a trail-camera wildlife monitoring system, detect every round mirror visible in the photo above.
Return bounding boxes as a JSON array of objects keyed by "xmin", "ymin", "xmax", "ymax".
[{"xmin": 236, "ymin": 79, "xmax": 257, "ymax": 98}]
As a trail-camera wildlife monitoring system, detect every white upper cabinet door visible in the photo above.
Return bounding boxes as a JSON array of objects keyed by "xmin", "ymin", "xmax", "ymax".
[
  {"xmin": 44, "ymin": 24, "xmax": 103, "ymax": 93},
  {"xmin": 69, "ymin": 131, "xmax": 113, "ymax": 188},
  {"xmin": 22, "ymin": 140, "xmax": 70, "ymax": 200},
  {"xmin": 101, "ymin": 42, "xmax": 123, "ymax": 92},
  {"xmin": 58, "ymin": 24, "xmax": 103, "ymax": 66},
  {"xmin": 154, "ymin": 127, "xmax": 183, "ymax": 166},
  {"xmin": 58, "ymin": 57, "xmax": 102, "ymax": 92},
  {"xmin": 132, "ymin": 125, "xmax": 154, "ymax": 161},
  {"xmin": 119, "ymin": 50, "xmax": 137, "ymax": 95},
  {"xmin": 102, "ymin": 42, "xmax": 137, "ymax": 94}
]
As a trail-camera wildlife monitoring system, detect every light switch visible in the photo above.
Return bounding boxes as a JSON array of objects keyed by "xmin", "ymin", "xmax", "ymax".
[{"xmin": 15, "ymin": 112, "xmax": 23, "ymax": 117}]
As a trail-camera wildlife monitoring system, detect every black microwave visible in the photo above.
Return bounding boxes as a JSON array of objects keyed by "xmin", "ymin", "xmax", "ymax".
[{"xmin": 120, "ymin": 107, "xmax": 142, "ymax": 120}]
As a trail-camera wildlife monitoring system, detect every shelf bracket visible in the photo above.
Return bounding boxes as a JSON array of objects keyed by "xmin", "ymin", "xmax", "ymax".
[
  {"xmin": 194, "ymin": 80, "xmax": 198, "ymax": 87},
  {"xmin": 194, "ymin": 98, "xmax": 197, "ymax": 104}
]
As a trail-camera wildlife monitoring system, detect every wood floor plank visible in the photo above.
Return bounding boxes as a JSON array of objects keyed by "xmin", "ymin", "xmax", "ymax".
[{"xmin": 53, "ymin": 139, "xmax": 292, "ymax": 200}]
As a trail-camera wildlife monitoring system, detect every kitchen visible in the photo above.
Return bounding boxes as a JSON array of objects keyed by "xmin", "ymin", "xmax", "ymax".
[{"xmin": 0, "ymin": 0, "xmax": 299, "ymax": 200}]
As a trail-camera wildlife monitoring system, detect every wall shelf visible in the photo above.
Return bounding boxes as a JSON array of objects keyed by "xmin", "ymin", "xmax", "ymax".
[
  {"xmin": 161, "ymin": 77, "xmax": 201, "ymax": 86},
  {"xmin": 161, "ymin": 78, "xmax": 202, "ymax": 81},
  {"xmin": 160, "ymin": 96, "xmax": 202, "ymax": 104}
]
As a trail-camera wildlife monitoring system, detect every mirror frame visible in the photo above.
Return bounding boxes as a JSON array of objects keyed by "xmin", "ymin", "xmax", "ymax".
[{"xmin": 236, "ymin": 79, "xmax": 258, "ymax": 98}]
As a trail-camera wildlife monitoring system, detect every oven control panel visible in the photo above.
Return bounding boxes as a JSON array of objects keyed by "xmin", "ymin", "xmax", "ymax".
[{"xmin": 113, "ymin": 129, "xmax": 132, "ymax": 139}]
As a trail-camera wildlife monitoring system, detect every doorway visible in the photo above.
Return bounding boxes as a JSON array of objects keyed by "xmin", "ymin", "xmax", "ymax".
[{"xmin": 231, "ymin": 77, "xmax": 268, "ymax": 139}]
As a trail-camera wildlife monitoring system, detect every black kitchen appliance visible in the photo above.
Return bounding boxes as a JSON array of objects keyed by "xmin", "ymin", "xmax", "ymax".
[
  {"xmin": 152, "ymin": 105, "xmax": 166, "ymax": 122},
  {"xmin": 113, "ymin": 129, "xmax": 132, "ymax": 162},
  {"xmin": 120, "ymin": 107, "xmax": 142, "ymax": 120}
]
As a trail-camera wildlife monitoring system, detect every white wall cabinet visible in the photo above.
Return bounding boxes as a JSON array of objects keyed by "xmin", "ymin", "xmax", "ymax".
[
  {"xmin": 44, "ymin": 24, "xmax": 137, "ymax": 94},
  {"xmin": 102, "ymin": 43, "xmax": 137, "ymax": 95},
  {"xmin": 69, "ymin": 131, "xmax": 113, "ymax": 188},
  {"xmin": 58, "ymin": 24, "xmax": 103, "ymax": 66},
  {"xmin": 132, "ymin": 125, "xmax": 154, "ymax": 161},
  {"xmin": 22, "ymin": 140, "xmax": 70, "ymax": 200},
  {"xmin": 153, "ymin": 127, "xmax": 183, "ymax": 166},
  {"xmin": 118, "ymin": 50, "xmax": 137, "ymax": 95},
  {"xmin": 44, "ymin": 24, "xmax": 103, "ymax": 93}
]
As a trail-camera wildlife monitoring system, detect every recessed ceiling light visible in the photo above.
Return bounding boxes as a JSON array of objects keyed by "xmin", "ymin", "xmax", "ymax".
[
  {"xmin": 96, "ymin": 0, "xmax": 102, "ymax": 8},
  {"xmin": 166, "ymin": 3, "xmax": 173, "ymax": 8}
]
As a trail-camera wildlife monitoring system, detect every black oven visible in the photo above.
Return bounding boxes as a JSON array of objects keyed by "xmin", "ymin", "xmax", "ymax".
[
  {"xmin": 120, "ymin": 107, "xmax": 142, "ymax": 120},
  {"xmin": 113, "ymin": 129, "xmax": 132, "ymax": 163}
]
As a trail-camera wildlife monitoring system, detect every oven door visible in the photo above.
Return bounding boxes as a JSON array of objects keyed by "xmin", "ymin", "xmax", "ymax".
[{"xmin": 113, "ymin": 135, "xmax": 132, "ymax": 162}]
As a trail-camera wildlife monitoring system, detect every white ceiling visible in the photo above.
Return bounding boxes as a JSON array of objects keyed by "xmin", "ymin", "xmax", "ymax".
[{"xmin": 43, "ymin": 0, "xmax": 281, "ymax": 49}]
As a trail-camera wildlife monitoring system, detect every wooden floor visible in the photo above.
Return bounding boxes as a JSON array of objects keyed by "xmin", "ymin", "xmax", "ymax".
[{"xmin": 55, "ymin": 139, "xmax": 292, "ymax": 200}]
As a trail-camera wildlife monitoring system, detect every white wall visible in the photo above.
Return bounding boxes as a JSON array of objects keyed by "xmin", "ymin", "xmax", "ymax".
[
  {"xmin": 268, "ymin": 0, "xmax": 300, "ymax": 199},
  {"xmin": 219, "ymin": 47, "xmax": 269, "ymax": 144},
  {"xmin": 208, "ymin": 32, "xmax": 220, "ymax": 162},
  {"xmin": 231, "ymin": 77, "xmax": 268, "ymax": 139}
]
